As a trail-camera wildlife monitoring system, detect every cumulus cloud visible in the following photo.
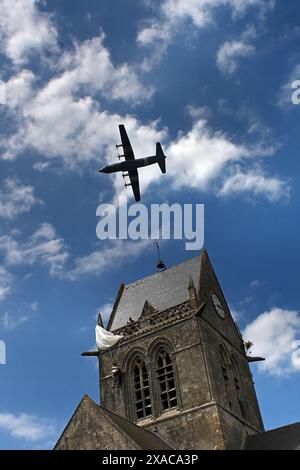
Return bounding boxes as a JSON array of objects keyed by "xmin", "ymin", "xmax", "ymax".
[
  {"xmin": 98, "ymin": 118, "xmax": 266, "ymax": 204},
  {"xmin": 166, "ymin": 119, "xmax": 249, "ymax": 190},
  {"xmin": 4, "ymin": 69, "xmax": 36, "ymax": 109},
  {"xmin": 0, "ymin": 178, "xmax": 42, "ymax": 220},
  {"xmin": 0, "ymin": 0, "xmax": 58, "ymax": 65},
  {"xmin": 219, "ymin": 166, "xmax": 289, "ymax": 201},
  {"xmin": 0, "ymin": 0, "xmax": 284, "ymax": 203},
  {"xmin": 155, "ymin": 119, "xmax": 283, "ymax": 200},
  {"xmin": 0, "ymin": 0, "xmax": 287, "ymax": 233},
  {"xmin": 107, "ymin": 119, "xmax": 286, "ymax": 203},
  {"xmin": 138, "ymin": 0, "xmax": 272, "ymax": 65},
  {"xmin": 216, "ymin": 40, "xmax": 255, "ymax": 75},
  {"xmin": 139, "ymin": 0, "xmax": 269, "ymax": 44},
  {"xmin": 55, "ymin": 35, "xmax": 153, "ymax": 103},
  {"xmin": 1, "ymin": 35, "xmax": 153, "ymax": 165},
  {"xmin": 0, "ymin": 411, "xmax": 56, "ymax": 441},
  {"xmin": 243, "ymin": 308, "xmax": 300, "ymax": 376}
]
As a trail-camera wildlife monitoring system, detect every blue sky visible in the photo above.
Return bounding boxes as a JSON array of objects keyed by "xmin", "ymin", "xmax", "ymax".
[{"xmin": 0, "ymin": 0, "xmax": 299, "ymax": 449}]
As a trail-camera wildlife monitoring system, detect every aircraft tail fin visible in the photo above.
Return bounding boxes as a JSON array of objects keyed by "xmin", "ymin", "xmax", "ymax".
[{"xmin": 156, "ymin": 142, "xmax": 166, "ymax": 174}]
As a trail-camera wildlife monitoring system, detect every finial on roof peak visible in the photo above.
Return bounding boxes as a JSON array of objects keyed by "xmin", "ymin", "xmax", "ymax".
[
  {"xmin": 155, "ymin": 241, "xmax": 166, "ymax": 272},
  {"xmin": 188, "ymin": 275, "xmax": 198, "ymax": 309},
  {"xmin": 188, "ymin": 275, "xmax": 196, "ymax": 291}
]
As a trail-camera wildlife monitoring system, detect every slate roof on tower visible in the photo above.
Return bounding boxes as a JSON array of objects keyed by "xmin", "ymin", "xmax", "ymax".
[{"xmin": 108, "ymin": 254, "xmax": 202, "ymax": 331}]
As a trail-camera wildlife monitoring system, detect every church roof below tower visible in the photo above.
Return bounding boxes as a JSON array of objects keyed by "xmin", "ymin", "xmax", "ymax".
[
  {"xmin": 244, "ymin": 421, "xmax": 300, "ymax": 450},
  {"xmin": 54, "ymin": 395, "xmax": 173, "ymax": 450},
  {"xmin": 108, "ymin": 254, "xmax": 201, "ymax": 331}
]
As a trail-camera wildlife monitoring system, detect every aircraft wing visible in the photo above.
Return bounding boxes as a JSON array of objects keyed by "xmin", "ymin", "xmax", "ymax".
[
  {"xmin": 119, "ymin": 124, "xmax": 135, "ymax": 161},
  {"xmin": 128, "ymin": 168, "xmax": 140, "ymax": 202}
]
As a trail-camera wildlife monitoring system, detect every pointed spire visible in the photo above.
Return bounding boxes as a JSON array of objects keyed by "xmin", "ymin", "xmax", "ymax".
[
  {"xmin": 188, "ymin": 275, "xmax": 198, "ymax": 309},
  {"xmin": 188, "ymin": 275, "xmax": 196, "ymax": 292}
]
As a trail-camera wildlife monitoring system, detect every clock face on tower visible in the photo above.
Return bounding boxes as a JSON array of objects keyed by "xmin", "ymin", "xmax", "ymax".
[{"xmin": 211, "ymin": 292, "xmax": 225, "ymax": 319}]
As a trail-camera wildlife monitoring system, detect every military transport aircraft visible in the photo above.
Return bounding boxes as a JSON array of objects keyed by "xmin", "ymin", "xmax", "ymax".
[{"xmin": 99, "ymin": 124, "xmax": 166, "ymax": 202}]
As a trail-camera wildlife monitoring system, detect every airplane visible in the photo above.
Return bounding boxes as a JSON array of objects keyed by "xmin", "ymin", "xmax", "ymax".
[{"xmin": 99, "ymin": 124, "xmax": 166, "ymax": 202}]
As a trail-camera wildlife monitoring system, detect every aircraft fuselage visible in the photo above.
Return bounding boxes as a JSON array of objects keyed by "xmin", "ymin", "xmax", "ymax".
[{"xmin": 99, "ymin": 155, "xmax": 158, "ymax": 173}]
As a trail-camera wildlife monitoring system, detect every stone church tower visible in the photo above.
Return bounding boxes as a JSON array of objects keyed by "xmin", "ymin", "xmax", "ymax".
[{"xmin": 55, "ymin": 250, "xmax": 264, "ymax": 450}]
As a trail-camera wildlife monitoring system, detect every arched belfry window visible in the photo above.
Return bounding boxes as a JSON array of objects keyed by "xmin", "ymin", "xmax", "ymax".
[
  {"xmin": 219, "ymin": 346, "xmax": 232, "ymax": 411},
  {"xmin": 133, "ymin": 357, "xmax": 152, "ymax": 419},
  {"xmin": 156, "ymin": 349, "xmax": 178, "ymax": 411}
]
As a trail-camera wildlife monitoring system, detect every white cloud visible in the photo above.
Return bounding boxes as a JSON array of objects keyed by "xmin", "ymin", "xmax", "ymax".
[
  {"xmin": 55, "ymin": 35, "xmax": 152, "ymax": 103},
  {"xmin": 66, "ymin": 239, "xmax": 150, "ymax": 280},
  {"xmin": 2, "ymin": 36, "xmax": 153, "ymax": 165},
  {"xmin": 0, "ymin": 222, "xmax": 152, "ymax": 282},
  {"xmin": 216, "ymin": 40, "xmax": 255, "ymax": 75},
  {"xmin": 0, "ymin": 302, "xmax": 38, "ymax": 330},
  {"xmin": 0, "ymin": 0, "xmax": 58, "ymax": 65},
  {"xmin": 32, "ymin": 161, "xmax": 50, "ymax": 172},
  {"xmin": 5, "ymin": 69, "xmax": 35, "ymax": 109},
  {"xmin": 243, "ymin": 308, "xmax": 300, "ymax": 376},
  {"xmin": 0, "ymin": 311, "xmax": 31, "ymax": 331},
  {"xmin": 0, "ymin": 266, "xmax": 12, "ymax": 301},
  {"xmin": 160, "ymin": 0, "xmax": 273, "ymax": 22},
  {"xmin": 105, "ymin": 118, "xmax": 257, "ymax": 201},
  {"xmin": 0, "ymin": 178, "xmax": 42, "ymax": 220},
  {"xmin": 138, "ymin": 0, "xmax": 272, "ymax": 65},
  {"xmin": 108, "ymin": 119, "xmax": 286, "ymax": 203},
  {"xmin": 0, "ymin": 0, "xmax": 286, "ymax": 205},
  {"xmin": 153, "ymin": 119, "xmax": 279, "ymax": 196},
  {"xmin": 0, "ymin": 223, "xmax": 69, "ymax": 276},
  {"xmin": 185, "ymin": 104, "xmax": 211, "ymax": 119},
  {"xmin": 139, "ymin": 0, "xmax": 268, "ymax": 42},
  {"xmin": 0, "ymin": 411, "xmax": 56, "ymax": 441},
  {"xmin": 219, "ymin": 166, "xmax": 289, "ymax": 201},
  {"xmin": 166, "ymin": 119, "xmax": 249, "ymax": 190}
]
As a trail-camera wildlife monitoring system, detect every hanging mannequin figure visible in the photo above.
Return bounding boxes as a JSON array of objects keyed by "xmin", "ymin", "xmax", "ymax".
[{"xmin": 111, "ymin": 360, "xmax": 122, "ymax": 388}]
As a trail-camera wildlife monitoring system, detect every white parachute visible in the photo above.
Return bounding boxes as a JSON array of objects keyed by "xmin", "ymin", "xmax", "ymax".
[{"xmin": 95, "ymin": 325, "xmax": 123, "ymax": 350}]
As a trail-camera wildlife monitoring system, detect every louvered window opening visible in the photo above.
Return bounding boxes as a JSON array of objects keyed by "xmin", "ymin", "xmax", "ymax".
[
  {"xmin": 133, "ymin": 359, "xmax": 152, "ymax": 419},
  {"xmin": 156, "ymin": 350, "xmax": 177, "ymax": 411}
]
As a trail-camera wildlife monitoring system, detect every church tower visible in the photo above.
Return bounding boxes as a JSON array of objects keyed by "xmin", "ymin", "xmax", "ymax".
[{"xmin": 98, "ymin": 250, "xmax": 264, "ymax": 450}]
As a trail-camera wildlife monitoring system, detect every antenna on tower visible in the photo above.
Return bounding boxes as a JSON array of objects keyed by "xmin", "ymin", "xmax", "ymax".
[{"xmin": 155, "ymin": 241, "xmax": 166, "ymax": 272}]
